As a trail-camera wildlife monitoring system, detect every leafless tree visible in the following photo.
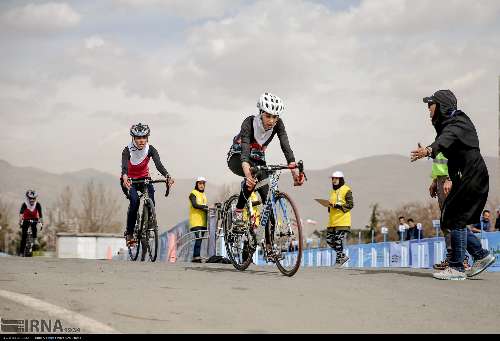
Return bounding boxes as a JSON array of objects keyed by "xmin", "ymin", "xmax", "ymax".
[
  {"xmin": 0, "ymin": 198, "xmax": 14, "ymax": 253},
  {"xmin": 78, "ymin": 180, "xmax": 122, "ymax": 233},
  {"xmin": 377, "ymin": 201, "xmax": 441, "ymax": 242}
]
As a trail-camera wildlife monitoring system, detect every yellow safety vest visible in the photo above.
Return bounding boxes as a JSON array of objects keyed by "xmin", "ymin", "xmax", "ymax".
[
  {"xmin": 328, "ymin": 185, "xmax": 351, "ymax": 228},
  {"xmin": 243, "ymin": 192, "xmax": 261, "ymax": 225},
  {"xmin": 189, "ymin": 189, "xmax": 208, "ymax": 228},
  {"xmin": 432, "ymin": 152, "xmax": 448, "ymax": 179}
]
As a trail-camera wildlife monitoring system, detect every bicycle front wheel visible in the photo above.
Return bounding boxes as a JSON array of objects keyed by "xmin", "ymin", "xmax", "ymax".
[
  {"xmin": 273, "ymin": 192, "xmax": 303, "ymax": 277},
  {"xmin": 24, "ymin": 234, "xmax": 33, "ymax": 257},
  {"xmin": 140, "ymin": 204, "xmax": 149, "ymax": 262},
  {"xmin": 223, "ymin": 194, "xmax": 254, "ymax": 271},
  {"xmin": 128, "ymin": 216, "xmax": 141, "ymax": 261},
  {"xmin": 146, "ymin": 201, "xmax": 159, "ymax": 262}
]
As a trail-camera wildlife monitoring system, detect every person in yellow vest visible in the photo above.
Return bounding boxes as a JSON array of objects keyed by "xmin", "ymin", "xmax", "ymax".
[
  {"xmin": 430, "ymin": 152, "xmax": 471, "ymax": 271},
  {"xmin": 243, "ymin": 192, "xmax": 261, "ymax": 226},
  {"xmin": 189, "ymin": 176, "xmax": 209, "ymax": 263},
  {"xmin": 325, "ymin": 171, "xmax": 354, "ymax": 267},
  {"xmin": 430, "ymin": 152, "xmax": 450, "ymax": 210}
]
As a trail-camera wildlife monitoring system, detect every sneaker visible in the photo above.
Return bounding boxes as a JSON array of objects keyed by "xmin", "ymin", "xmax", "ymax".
[
  {"xmin": 191, "ymin": 257, "xmax": 202, "ymax": 263},
  {"xmin": 433, "ymin": 259, "xmax": 449, "ymax": 270},
  {"xmin": 433, "ymin": 267, "xmax": 466, "ymax": 280},
  {"xmin": 466, "ymin": 254, "xmax": 495, "ymax": 278},
  {"xmin": 232, "ymin": 208, "xmax": 244, "ymax": 227},
  {"xmin": 335, "ymin": 256, "xmax": 349, "ymax": 268}
]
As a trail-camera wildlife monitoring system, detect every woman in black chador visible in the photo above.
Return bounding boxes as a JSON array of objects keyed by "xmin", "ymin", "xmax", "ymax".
[{"xmin": 411, "ymin": 89, "xmax": 495, "ymax": 280}]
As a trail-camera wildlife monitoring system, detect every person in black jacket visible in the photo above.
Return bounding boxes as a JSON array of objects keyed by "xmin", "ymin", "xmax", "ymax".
[{"xmin": 411, "ymin": 90, "xmax": 494, "ymax": 280}]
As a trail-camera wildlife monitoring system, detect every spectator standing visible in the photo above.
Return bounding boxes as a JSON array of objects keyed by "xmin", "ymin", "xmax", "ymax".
[
  {"xmin": 407, "ymin": 219, "xmax": 418, "ymax": 240},
  {"xmin": 470, "ymin": 210, "xmax": 492, "ymax": 233},
  {"xmin": 411, "ymin": 89, "xmax": 494, "ymax": 280},
  {"xmin": 325, "ymin": 171, "xmax": 354, "ymax": 267},
  {"xmin": 397, "ymin": 216, "xmax": 409, "ymax": 241},
  {"xmin": 189, "ymin": 177, "xmax": 209, "ymax": 263}
]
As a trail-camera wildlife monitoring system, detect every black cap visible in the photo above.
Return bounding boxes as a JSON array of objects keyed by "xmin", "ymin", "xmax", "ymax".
[{"xmin": 423, "ymin": 96, "xmax": 435, "ymax": 104}]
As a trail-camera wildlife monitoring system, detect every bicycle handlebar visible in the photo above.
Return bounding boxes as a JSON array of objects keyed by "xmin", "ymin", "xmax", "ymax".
[
  {"xmin": 250, "ymin": 160, "xmax": 307, "ymax": 180},
  {"xmin": 20, "ymin": 219, "xmax": 43, "ymax": 230},
  {"xmin": 129, "ymin": 177, "xmax": 172, "ymax": 197}
]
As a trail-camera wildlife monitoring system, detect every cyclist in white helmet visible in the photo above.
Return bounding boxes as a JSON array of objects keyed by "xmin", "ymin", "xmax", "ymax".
[{"xmin": 226, "ymin": 92, "xmax": 304, "ymax": 248}]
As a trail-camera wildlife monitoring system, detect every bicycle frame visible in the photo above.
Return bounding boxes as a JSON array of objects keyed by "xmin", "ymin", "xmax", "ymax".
[
  {"xmin": 246, "ymin": 170, "xmax": 294, "ymax": 261},
  {"xmin": 252, "ymin": 171, "xmax": 281, "ymax": 232}
]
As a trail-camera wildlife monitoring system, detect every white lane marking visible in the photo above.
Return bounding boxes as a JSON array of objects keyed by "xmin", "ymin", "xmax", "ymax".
[{"xmin": 0, "ymin": 289, "xmax": 118, "ymax": 333}]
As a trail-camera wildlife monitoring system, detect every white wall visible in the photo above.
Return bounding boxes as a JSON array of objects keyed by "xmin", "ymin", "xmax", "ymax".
[{"xmin": 57, "ymin": 234, "xmax": 126, "ymax": 259}]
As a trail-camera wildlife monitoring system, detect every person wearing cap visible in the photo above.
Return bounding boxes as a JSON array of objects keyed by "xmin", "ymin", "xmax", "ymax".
[
  {"xmin": 411, "ymin": 89, "xmax": 494, "ymax": 280},
  {"xmin": 325, "ymin": 171, "xmax": 354, "ymax": 267},
  {"xmin": 189, "ymin": 177, "xmax": 209, "ymax": 263},
  {"xmin": 428, "ymin": 131, "xmax": 472, "ymax": 270}
]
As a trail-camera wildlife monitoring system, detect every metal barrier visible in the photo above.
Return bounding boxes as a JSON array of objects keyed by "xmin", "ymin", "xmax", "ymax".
[
  {"xmin": 175, "ymin": 229, "xmax": 209, "ymax": 262},
  {"xmin": 254, "ymin": 232, "xmax": 500, "ymax": 272},
  {"xmin": 174, "ymin": 205, "xmax": 224, "ymax": 262}
]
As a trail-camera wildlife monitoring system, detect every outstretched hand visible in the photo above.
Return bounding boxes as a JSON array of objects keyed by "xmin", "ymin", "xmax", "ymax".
[{"xmin": 410, "ymin": 143, "xmax": 430, "ymax": 162}]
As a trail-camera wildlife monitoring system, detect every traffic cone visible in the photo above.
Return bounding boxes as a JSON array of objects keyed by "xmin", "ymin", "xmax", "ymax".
[
  {"xmin": 167, "ymin": 233, "xmax": 177, "ymax": 263},
  {"xmin": 106, "ymin": 245, "xmax": 112, "ymax": 260}
]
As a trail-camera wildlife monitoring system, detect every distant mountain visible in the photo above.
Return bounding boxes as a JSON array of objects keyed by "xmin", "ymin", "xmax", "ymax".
[
  {"xmin": 0, "ymin": 155, "xmax": 498, "ymax": 237},
  {"xmin": 278, "ymin": 154, "xmax": 499, "ymax": 237},
  {"xmin": 0, "ymin": 160, "xmax": 221, "ymax": 233}
]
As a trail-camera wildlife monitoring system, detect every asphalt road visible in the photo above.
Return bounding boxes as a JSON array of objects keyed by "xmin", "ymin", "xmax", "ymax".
[{"xmin": 1, "ymin": 257, "xmax": 499, "ymax": 334}]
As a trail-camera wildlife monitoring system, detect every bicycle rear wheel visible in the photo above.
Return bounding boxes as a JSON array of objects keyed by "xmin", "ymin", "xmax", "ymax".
[
  {"xmin": 223, "ymin": 194, "xmax": 255, "ymax": 271},
  {"xmin": 272, "ymin": 192, "xmax": 303, "ymax": 277},
  {"xmin": 146, "ymin": 200, "xmax": 159, "ymax": 262}
]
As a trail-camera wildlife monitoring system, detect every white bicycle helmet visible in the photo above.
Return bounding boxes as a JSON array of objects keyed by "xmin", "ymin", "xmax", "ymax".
[
  {"xmin": 331, "ymin": 171, "xmax": 344, "ymax": 178},
  {"xmin": 257, "ymin": 92, "xmax": 285, "ymax": 116}
]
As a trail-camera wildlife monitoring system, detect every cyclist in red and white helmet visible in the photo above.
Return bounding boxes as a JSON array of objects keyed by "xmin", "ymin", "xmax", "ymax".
[
  {"xmin": 121, "ymin": 123, "xmax": 174, "ymax": 245},
  {"xmin": 18, "ymin": 189, "xmax": 43, "ymax": 256},
  {"xmin": 226, "ymin": 92, "xmax": 304, "ymax": 242}
]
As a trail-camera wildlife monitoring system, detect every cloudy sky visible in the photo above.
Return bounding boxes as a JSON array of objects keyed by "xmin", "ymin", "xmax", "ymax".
[{"xmin": 1, "ymin": 0, "xmax": 499, "ymax": 183}]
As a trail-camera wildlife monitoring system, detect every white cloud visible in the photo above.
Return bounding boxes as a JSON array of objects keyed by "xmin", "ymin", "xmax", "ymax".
[
  {"xmin": 85, "ymin": 36, "xmax": 105, "ymax": 50},
  {"xmin": 329, "ymin": 0, "xmax": 500, "ymax": 36},
  {"xmin": 0, "ymin": 0, "xmax": 498, "ymax": 181},
  {"xmin": 113, "ymin": 0, "xmax": 245, "ymax": 20},
  {"xmin": 0, "ymin": 2, "xmax": 81, "ymax": 33}
]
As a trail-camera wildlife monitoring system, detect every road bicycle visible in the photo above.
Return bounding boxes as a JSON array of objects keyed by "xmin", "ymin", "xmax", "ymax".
[
  {"xmin": 127, "ymin": 177, "xmax": 170, "ymax": 262},
  {"xmin": 21, "ymin": 219, "xmax": 42, "ymax": 257}
]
